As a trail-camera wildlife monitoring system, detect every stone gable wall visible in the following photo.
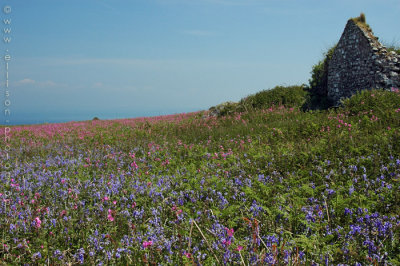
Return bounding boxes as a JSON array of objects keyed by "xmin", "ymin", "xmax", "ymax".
[{"xmin": 327, "ymin": 19, "xmax": 400, "ymax": 106}]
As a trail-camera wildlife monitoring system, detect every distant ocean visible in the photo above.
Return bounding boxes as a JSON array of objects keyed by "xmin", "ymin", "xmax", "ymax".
[
  {"xmin": 3, "ymin": 115, "xmax": 94, "ymax": 126},
  {"xmin": 1, "ymin": 108, "xmax": 202, "ymax": 126}
]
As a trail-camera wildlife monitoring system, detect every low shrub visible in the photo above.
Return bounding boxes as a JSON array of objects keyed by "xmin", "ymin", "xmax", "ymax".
[
  {"xmin": 302, "ymin": 45, "xmax": 336, "ymax": 110},
  {"xmin": 209, "ymin": 101, "xmax": 239, "ymax": 117},
  {"xmin": 238, "ymin": 85, "xmax": 307, "ymax": 112},
  {"xmin": 341, "ymin": 87, "xmax": 400, "ymax": 117},
  {"xmin": 209, "ymin": 85, "xmax": 307, "ymax": 117}
]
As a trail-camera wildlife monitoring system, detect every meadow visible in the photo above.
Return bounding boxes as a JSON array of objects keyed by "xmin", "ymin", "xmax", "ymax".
[{"xmin": 1, "ymin": 87, "xmax": 400, "ymax": 265}]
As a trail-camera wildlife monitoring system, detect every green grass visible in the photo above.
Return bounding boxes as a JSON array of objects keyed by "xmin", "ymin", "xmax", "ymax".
[
  {"xmin": 238, "ymin": 85, "xmax": 307, "ymax": 111},
  {"xmin": 351, "ymin": 13, "xmax": 372, "ymax": 32},
  {"xmin": 209, "ymin": 85, "xmax": 307, "ymax": 117},
  {"xmin": 386, "ymin": 45, "xmax": 400, "ymax": 55},
  {"xmin": 1, "ymin": 88, "xmax": 400, "ymax": 264}
]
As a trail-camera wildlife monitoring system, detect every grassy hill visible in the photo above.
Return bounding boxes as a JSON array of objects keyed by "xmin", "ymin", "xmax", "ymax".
[
  {"xmin": 1, "ymin": 87, "xmax": 400, "ymax": 264},
  {"xmin": 209, "ymin": 85, "xmax": 307, "ymax": 116}
]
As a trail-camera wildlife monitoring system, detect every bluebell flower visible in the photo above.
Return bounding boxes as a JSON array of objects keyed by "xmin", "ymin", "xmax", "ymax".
[
  {"xmin": 33, "ymin": 252, "xmax": 42, "ymax": 260},
  {"xmin": 9, "ymin": 223, "xmax": 16, "ymax": 232},
  {"xmin": 344, "ymin": 208, "xmax": 353, "ymax": 216}
]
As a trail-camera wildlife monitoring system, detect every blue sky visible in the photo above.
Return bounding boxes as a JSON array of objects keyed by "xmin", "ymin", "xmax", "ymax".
[{"xmin": 3, "ymin": 0, "xmax": 400, "ymax": 124}]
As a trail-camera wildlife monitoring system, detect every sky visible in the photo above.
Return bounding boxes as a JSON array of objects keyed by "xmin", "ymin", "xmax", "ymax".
[{"xmin": 2, "ymin": 0, "xmax": 400, "ymax": 124}]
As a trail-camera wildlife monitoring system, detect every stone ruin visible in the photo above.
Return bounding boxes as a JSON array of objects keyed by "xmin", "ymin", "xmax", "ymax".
[{"xmin": 327, "ymin": 16, "xmax": 400, "ymax": 106}]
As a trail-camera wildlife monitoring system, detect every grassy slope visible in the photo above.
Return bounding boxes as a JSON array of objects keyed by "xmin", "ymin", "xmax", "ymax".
[{"xmin": 1, "ymin": 88, "xmax": 400, "ymax": 264}]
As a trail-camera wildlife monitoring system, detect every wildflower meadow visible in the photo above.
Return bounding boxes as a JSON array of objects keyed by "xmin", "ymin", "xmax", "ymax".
[{"xmin": 1, "ymin": 88, "xmax": 400, "ymax": 265}]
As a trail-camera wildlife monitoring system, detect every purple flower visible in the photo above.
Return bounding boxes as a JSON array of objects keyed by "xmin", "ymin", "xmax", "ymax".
[
  {"xmin": 344, "ymin": 208, "xmax": 353, "ymax": 216},
  {"xmin": 326, "ymin": 189, "xmax": 335, "ymax": 196},
  {"xmin": 33, "ymin": 252, "xmax": 42, "ymax": 260},
  {"xmin": 349, "ymin": 224, "xmax": 362, "ymax": 235},
  {"xmin": 349, "ymin": 186, "xmax": 354, "ymax": 195}
]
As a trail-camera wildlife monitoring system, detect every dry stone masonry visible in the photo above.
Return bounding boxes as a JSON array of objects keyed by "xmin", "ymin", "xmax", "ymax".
[{"xmin": 327, "ymin": 18, "xmax": 400, "ymax": 106}]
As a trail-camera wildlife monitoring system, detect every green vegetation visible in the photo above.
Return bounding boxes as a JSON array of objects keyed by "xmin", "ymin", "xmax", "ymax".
[
  {"xmin": 2, "ymin": 12, "xmax": 399, "ymax": 264},
  {"xmin": 355, "ymin": 12, "xmax": 366, "ymax": 24},
  {"xmin": 386, "ymin": 44, "xmax": 400, "ymax": 55},
  {"xmin": 209, "ymin": 101, "xmax": 239, "ymax": 117},
  {"xmin": 209, "ymin": 85, "xmax": 307, "ymax": 117},
  {"xmin": 351, "ymin": 13, "xmax": 372, "ymax": 31},
  {"xmin": 237, "ymin": 85, "xmax": 307, "ymax": 111},
  {"xmin": 2, "ymin": 88, "xmax": 400, "ymax": 264},
  {"xmin": 302, "ymin": 45, "xmax": 336, "ymax": 110}
]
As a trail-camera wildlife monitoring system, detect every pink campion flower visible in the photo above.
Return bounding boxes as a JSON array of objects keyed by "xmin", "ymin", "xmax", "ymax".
[
  {"xmin": 107, "ymin": 209, "xmax": 114, "ymax": 221},
  {"xmin": 113, "ymin": 200, "xmax": 117, "ymax": 205},
  {"xmin": 225, "ymin": 228, "xmax": 234, "ymax": 237},
  {"xmin": 236, "ymin": 245, "xmax": 243, "ymax": 252},
  {"xmin": 132, "ymin": 202, "xmax": 136, "ymax": 208},
  {"xmin": 222, "ymin": 239, "xmax": 231, "ymax": 246},
  {"xmin": 34, "ymin": 217, "xmax": 42, "ymax": 228},
  {"xmin": 103, "ymin": 196, "xmax": 109, "ymax": 201},
  {"xmin": 131, "ymin": 161, "xmax": 138, "ymax": 170},
  {"xmin": 143, "ymin": 240, "xmax": 153, "ymax": 248}
]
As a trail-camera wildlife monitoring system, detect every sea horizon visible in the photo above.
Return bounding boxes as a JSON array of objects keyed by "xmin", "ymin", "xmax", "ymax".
[{"xmin": 1, "ymin": 108, "xmax": 203, "ymax": 126}]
